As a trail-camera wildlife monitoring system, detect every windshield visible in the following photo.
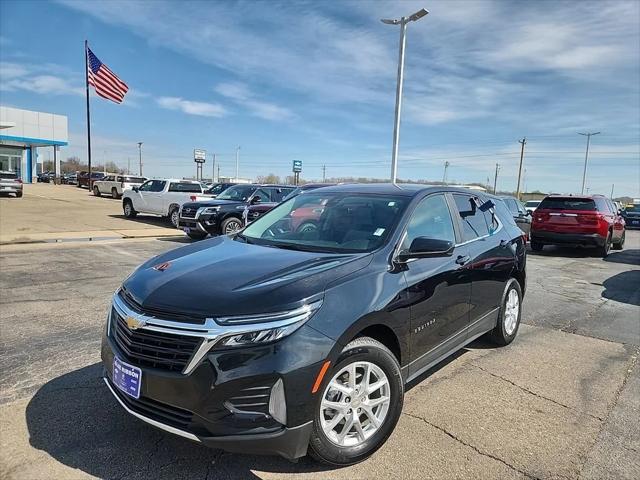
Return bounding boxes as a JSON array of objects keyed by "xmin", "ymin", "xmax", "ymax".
[
  {"xmin": 123, "ymin": 176, "xmax": 146, "ymax": 183},
  {"xmin": 525, "ymin": 201, "xmax": 540, "ymax": 207},
  {"xmin": 207, "ymin": 183, "xmax": 229, "ymax": 195},
  {"xmin": 625, "ymin": 204, "xmax": 640, "ymax": 213},
  {"xmin": 217, "ymin": 184, "xmax": 257, "ymax": 201},
  {"xmin": 241, "ymin": 193, "xmax": 409, "ymax": 253}
]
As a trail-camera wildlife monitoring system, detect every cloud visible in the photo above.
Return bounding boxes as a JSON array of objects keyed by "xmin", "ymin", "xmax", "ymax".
[
  {"xmin": 0, "ymin": 61, "xmax": 84, "ymax": 96},
  {"xmin": 156, "ymin": 96, "xmax": 226, "ymax": 117},
  {"xmin": 215, "ymin": 82, "xmax": 294, "ymax": 121}
]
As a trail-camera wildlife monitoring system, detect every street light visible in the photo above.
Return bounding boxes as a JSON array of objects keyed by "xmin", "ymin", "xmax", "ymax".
[
  {"xmin": 578, "ymin": 132, "xmax": 600, "ymax": 194},
  {"xmin": 137, "ymin": 142, "xmax": 143, "ymax": 176},
  {"xmin": 382, "ymin": 7, "xmax": 429, "ymax": 184}
]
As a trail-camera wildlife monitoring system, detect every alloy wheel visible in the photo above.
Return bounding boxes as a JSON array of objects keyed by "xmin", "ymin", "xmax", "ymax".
[
  {"xmin": 504, "ymin": 289, "xmax": 520, "ymax": 335},
  {"xmin": 225, "ymin": 220, "xmax": 242, "ymax": 235},
  {"xmin": 319, "ymin": 361, "xmax": 391, "ymax": 447}
]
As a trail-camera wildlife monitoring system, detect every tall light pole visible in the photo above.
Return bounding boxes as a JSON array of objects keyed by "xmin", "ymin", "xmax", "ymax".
[
  {"xmin": 235, "ymin": 145, "xmax": 240, "ymax": 180},
  {"xmin": 578, "ymin": 132, "xmax": 600, "ymax": 194},
  {"xmin": 382, "ymin": 8, "xmax": 429, "ymax": 184},
  {"xmin": 442, "ymin": 161, "xmax": 449, "ymax": 184},
  {"xmin": 493, "ymin": 163, "xmax": 500, "ymax": 194},
  {"xmin": 137, "ymin": 142, "xmax": 143, "ymax": 176}
]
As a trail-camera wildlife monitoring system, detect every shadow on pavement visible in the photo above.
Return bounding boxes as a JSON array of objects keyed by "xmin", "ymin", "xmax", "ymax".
[
  {"xmin": 527, "ymin": 245, "xmax": 600, "ymax": 258},
  {"xmin": 602, "ymin": 270, "xmax": 640, "ymax": 306},
  {"xmin": 604, "ymin": 249, "xmax": 640, "ymax": 266},
  {"xmin": 108, "ymin": 214, "xmax": 172, "ymax": 228},
  {"xmin": 26, "ymin": 364, "xmax": 334, "ymax": 479}
]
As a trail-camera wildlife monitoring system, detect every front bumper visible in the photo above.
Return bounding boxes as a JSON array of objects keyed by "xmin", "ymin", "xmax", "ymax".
[
  {"xmin": 178, "ymin": 208, "xmax": 219, "ymax": 234},
  {"xmin": 101, "ymin": 295, "xmax": 335, "ymax": 459},
  {"xmin": 531, "ymin": 231, "xmax": 605, "ymax": 247}
]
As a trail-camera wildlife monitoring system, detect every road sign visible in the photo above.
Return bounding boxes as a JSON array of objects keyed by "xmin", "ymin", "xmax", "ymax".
[
  {"xmin": 292, "ymin": 159, "xmax": 302, "ymax": 173},
  {"xmin": 194, "ymin": 149, "xmax": 206, "ymax": 163}
]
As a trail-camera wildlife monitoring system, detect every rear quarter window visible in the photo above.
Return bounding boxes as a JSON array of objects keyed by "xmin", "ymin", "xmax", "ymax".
[
  {"xmin": 168, "ymin": 182, "xmax": 202, "ymax": 193},
  {"xmin": 538, "ymin": 197, "xmax": 596, "ymax": 211},
  {"xmin": 0, "ymin": 172, "xmax": 18, "ymax": 179}
]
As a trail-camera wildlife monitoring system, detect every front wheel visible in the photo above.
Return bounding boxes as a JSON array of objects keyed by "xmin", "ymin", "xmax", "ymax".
[
  {"xmin": 93, "ymin": 186, "xmax": 101, "ymax": 197},
  {"xmin": 488, "ymin": 278, "xmax": 523, "ymax": 346},
  {"xmin": 221, "ymin": 217, "xmax": 243, "ymax": 235},
  {"xmin": 308, "ymin": 337, "xmax": 403, "ymax": 466}
]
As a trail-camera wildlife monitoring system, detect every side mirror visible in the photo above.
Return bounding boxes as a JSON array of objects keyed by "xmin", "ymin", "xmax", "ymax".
[
  {"xmin": 251, "ymin": 195, "xmax": 261, "ymax": 205},
  {"xmin": 398, "ymin": 237, "xmax": 454, "ymax": 261},
  {"xmin": 132, "ymin": 186, "xmax": 139, "ymax": 192},
  {"xmin": 526, "ymin": 210, "xmax": 532, "ymax": 216}
]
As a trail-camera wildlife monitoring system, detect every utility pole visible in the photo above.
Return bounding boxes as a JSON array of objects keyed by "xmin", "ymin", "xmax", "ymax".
[
  {"xmin": 381, "ymin": 8, "xmax": 429, "ymax": 184},
  {"xmin": 217, "ymin": 164, "xmax": 221, "ymax": 181},
  {"xmin": 212, "ymin": 153, "xmax": 216, "ymax": 183},
  {"xmin": 127, "ymin": 157, "xmax": 130, "ymax": 175},
  {"xmin": 235, "ymin": 146, "xmax": 240, "ymax": 180},
  {"xmin": 516, "ymin": 137, "xmax": 526, "ymax": 200},
  {"xmin": 493, "ymin": 163, "xmax": 500, "ymax": 194},
  {"xmin": 322, "ymin": 164, "xmax": 326, "ymax": 182},
  {"xmin": 442, "ymin": 161, "xmax": 450, "ymax": 184},
  {"xmin": 610, "ymin": 183, "xmax": 614, "ymax": 199},
  {"xmin": 137, "ymin": 142, "xmax": 143, "ymax": 176},
  {"xmin": 578, "ymin": 132, "xmax": 600, "ymax": 195}
]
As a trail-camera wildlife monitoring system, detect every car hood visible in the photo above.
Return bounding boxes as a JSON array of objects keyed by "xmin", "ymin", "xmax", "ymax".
[{"xmin": 122, "ymin": 235, "xmax": 372, "ymax": 319}]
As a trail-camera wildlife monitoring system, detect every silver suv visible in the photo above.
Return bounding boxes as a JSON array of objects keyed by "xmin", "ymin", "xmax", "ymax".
[{"xmin": 0, "ymin": 171, "xmax": 23, "ymax": 198}]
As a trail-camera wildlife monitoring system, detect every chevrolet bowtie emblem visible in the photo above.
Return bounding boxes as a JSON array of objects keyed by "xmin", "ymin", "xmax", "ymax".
[
  {"xmin": 126, "ymin": 316, "xmax": 146, "ymax": 330},
  {"xmin": 153, "ymin": 261, "xmax": 171, "ymax": 272}
]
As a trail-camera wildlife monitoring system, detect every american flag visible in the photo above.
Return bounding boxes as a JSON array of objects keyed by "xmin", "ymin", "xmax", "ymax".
[{"xmin": 87, "ymin": 47, "xmax": 129, "ymax": 104}]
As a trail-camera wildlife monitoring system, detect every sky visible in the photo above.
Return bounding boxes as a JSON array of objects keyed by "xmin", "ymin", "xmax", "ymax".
[{"xmin": 0, "ymin": 0, "xmax": 639, "ymax": 197}]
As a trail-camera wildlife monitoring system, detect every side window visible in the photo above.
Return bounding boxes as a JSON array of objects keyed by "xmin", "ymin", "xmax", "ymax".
[
  {"xmin": 270, "ymin": 188, "xmax": 292, "ymax": 203},
  {"xmin": 401, "ymin": 194, "xmax": 455, "ymax": 250},
  {"xmin": 594, "ymin": 197, "xmax": 610, "ymax": 213},
  {"xmin": 453, "ymin": 194, "xmax": 490, "ymax": 242},
  {"xmin": 253, "ymin": 188, "xmax": 271, "ymax": 202},
  {"xmin": 150, "ymin": 180, "xmax": 166, "ymax": 192},
  {"xmin": 116, "ymin": 176, "xmax": 123, "ymax": 182},
  {"xmin": 103, "ymin": 175, "xmax": 113, "ymax": 182},
  {"xmin": 138, "ymin": 180, "xmax": 153, "ymax": 192}
]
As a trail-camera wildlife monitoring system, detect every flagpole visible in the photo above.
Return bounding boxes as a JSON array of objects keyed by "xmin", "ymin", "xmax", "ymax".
[{"xmin": 84, "ymin": 40, "xmax": 92, "ymax": 188}]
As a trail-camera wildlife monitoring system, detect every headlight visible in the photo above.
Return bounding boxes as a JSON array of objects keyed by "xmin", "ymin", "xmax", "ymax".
[
  {"xmin": 214, "ymin": 299, "xmax": 323, "ymax": 348},
  {"xmin": 202, "ymin": 206, "xmax": 220, "ymax": 214}
]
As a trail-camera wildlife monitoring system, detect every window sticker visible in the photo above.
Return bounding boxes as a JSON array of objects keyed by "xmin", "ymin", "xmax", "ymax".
[
  {"xmin": 374, "ymin": 228, "xmax": 385, "ymax": 236},
  {"xmin": 388, "ymin": 201, "xmax": 396, "ymax": 207}
]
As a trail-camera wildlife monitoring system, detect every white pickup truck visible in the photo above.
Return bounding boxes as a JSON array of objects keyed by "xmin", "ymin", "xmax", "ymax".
[
  {"xmin": 122, "ymin": 179, "xmax": 205, "ymax": 227},
  {"xmin": 93, "ymin": 174, "xmax": 147, "ymax": 199}
]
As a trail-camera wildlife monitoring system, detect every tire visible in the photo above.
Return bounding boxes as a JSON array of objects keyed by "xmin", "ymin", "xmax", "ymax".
[
  {"xmin": 93, "ymin": 186, "xmax": 101, "ymax": 197},
  {"xmin": 187, "ymin": 231, "xmax": 207, "ymax": 241},
  {"xmin": 221, "ymin": 217, "xmax": 243, "ymax": 235},
  {"xmin": 488, "ymin": 278, "xmax": 523, "ymax": 346},
  {"xmin": 16, "ymin": 191, "xmax": 23, "ymax": 198},
  {"xmin": 111, "ymin": 187, "xmax": 120, "ymax": 199},
  {"xmin": 613, "ymin": 230, "xmax": 625, "ymax": 250},
  {"xmin": 530, "ymin": 241, "xmax": 543, "ymax": 252},
  {"xmin": 308, "ymin": 337, "xmax": 403, "ymax": 466},
  {"xmin": 297, "ymin": 221, "xmax": 318, "ymax": 233},
  {"xmin": 169, "ymin": 206, "xmax": 180, "ymax": 228},
  {"xmin": 123, "ymin": 200, "xmax": 137, "ymax": 218},
  {"xmin": 596, "ymin": 231, "xmax": 612, "ymax": 258}
]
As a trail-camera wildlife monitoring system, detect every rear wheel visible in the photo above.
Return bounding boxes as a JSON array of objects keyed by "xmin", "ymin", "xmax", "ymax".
[
  {"xmin": 123, "ymin": 200, "xmax": 137, "ymax": 218},
  {"xmin": 597, "ymin": 231, "xmax": 612, "ymax": 257},
  {"xmin": 613, "ymin": 230, "xmax": 625, "ymax": 250},
  {"xmin": 169, "ymin": 207, "xmax": 180, "ymax": 228},
  {"xmin": 221, "ymin": 217, "xmax": 243, "ymax": 235},
  {"xmin": 309, "ymin": 337, "xmax": 403, "ymax": 466},
  {"xmin": 530, "ymin": 241, "xmax": 543, "ymax": 252},
  {"xmin": 93, "ymin": 186, "xmax": 101, "ymax": 197},
  {"xmin": 111, "ymin": 187, "xmax": 120, "ymax": 199},
  {"xmin": 16, "ymin": 191, "xmax": 23, "ymax": 198},
  {"xmin": 488, "ymin": 278, "xmax": 523, "ymax": 346},
  {"xmin": 187, "ymin": 231, "xmax": 207, "ymax": 240}
]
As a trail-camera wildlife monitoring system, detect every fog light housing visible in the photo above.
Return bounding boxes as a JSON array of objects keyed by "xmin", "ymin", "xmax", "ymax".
[{"xmin": 268, "ymin": 378, "xmax": 286, "ymax": 425}]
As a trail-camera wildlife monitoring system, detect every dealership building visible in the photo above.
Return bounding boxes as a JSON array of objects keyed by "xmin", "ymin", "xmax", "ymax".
[{"xmin": 0, "ymin": 106, "xmax": 68, "ymax": 182}]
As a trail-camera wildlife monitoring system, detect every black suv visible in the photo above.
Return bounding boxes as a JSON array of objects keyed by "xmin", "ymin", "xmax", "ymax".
[
  {"xmin": 102, "ymin": 184, "xmax": 526, "ymax": 465},
  {"xmin": 178, "ymin": 184, "xmax": 295, "ymax": 240}
]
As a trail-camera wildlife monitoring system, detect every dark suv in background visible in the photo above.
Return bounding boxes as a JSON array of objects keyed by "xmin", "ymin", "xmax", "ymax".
[
  {"xmin": 178, "ymin": 184, "xmax": 296, "ymax": 239},
  {"xmin": 530, "ymin": 194, "xmax": 625, "ymax": 256},
  {"xmin": 102, "ymin": 184, "xmax": 526, "ymax": 465}
]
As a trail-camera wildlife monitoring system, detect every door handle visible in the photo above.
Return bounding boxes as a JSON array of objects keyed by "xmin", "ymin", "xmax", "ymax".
[{"xmin": 455, "ymin": 255, "xmax": 470, "ymax": 265}]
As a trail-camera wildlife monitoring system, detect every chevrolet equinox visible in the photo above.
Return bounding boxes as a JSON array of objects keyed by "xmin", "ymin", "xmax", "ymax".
[{"xmin": 102, "ymin": 184, "xmax": 526, "ymax": 465}]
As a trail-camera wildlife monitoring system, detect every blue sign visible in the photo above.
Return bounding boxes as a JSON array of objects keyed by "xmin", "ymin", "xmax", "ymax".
[
  {"xmin": 113, "ymin": 356, "xmax": 142, "ymax": 399},
  {"xmin": 292, "ymin": 160, "xmax": 302, "ymax": 173}
]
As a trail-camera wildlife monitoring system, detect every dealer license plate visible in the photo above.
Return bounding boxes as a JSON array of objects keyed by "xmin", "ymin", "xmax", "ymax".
[{"xmin": 113, "ymin": 357, "xmax": 142, "ymax": 399}]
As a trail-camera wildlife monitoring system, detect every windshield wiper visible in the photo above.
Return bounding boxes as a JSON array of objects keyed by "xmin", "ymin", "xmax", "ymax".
[{"xmin": 267, "ymin": 242, "xmax": 336, "ymax": 253}]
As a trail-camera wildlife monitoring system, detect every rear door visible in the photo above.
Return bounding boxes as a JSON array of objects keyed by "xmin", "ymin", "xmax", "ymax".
[
  {"xmin": 99, "ymin": 175, "xmax": 115, "ymax": 194},
  {"xmin": 402, "ymin": 193, "xmax": 473, "ymax": 378},
  {"xmin": 451, "ymin": 193, "xmax": 514, "ymax": 327}
]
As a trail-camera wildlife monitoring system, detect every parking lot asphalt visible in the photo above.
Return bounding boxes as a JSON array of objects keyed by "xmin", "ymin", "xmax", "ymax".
[
  {"xmin": 0, "ymin": 233, "xmax": 638, "ymax": 479},
  {"xmin": 0, "ymin": 184, "xmax": 179, "ymax": 244}
]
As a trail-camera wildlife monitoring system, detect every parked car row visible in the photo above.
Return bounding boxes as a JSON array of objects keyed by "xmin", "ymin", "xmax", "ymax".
[{"xmin": 93, "ymin": 174, "xmax": 148, "ymax": 199}]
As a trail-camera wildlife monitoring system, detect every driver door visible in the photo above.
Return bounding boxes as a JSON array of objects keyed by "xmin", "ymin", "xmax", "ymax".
[{"xmin": 400, "ymin": 194, "xmax": 472, "ymax": 379}]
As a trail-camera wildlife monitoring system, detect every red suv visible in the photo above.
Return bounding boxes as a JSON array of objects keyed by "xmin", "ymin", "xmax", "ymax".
[{"xmin": 530, "ymin": 195, "xmax": 625, "ymax": 256}]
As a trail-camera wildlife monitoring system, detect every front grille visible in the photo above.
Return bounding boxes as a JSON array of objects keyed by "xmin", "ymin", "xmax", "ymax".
[
  {"xmin": 181, "ymin": 207, "xmax": 198, "ymax": 218},
  {"xmin": 108, "ymin": 377, "xmax": 193, "ymax": 429},
  {"xmin": 111, "ymin": 308, "xmax": 202, "ymax": 372},
  {"xmin": 223, "ymin": 385, "xmax": 272, "ymax": 417}
]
